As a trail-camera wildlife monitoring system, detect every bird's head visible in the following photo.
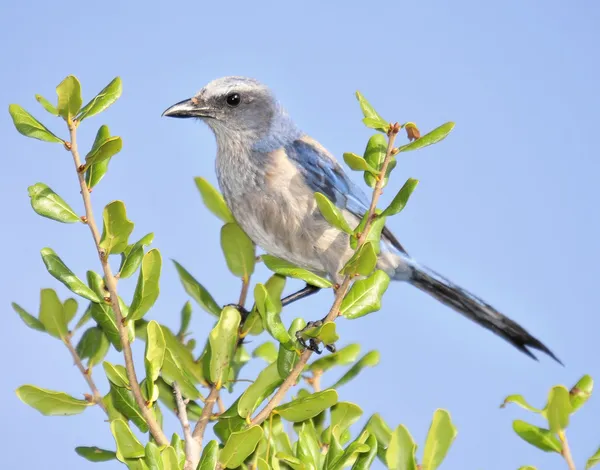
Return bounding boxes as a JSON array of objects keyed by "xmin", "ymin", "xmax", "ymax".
[{"xmin": 162, "ymin": 76, "xmax": 286, "ymax": 146}]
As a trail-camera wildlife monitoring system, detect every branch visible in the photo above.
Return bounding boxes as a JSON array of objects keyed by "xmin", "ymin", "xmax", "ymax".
[
  {"xmin": 559, "ymin": 430, "xmax": 576, "ymax": 470},
  {"xmin": 250, "ymin": 123, "xmax": 401, "ymax": 426},
  {"xmin": 173, "ymin": 382, "xmax": 200, "ymax": 470},
  {"xmin": 63, "ymin": 335, "xmax": 107, "ymax": 413},
  {"xmin": 190, "ymin": 275, "xmax": 251, "ymax": 453},
  {"xmin": 67, "ymin": 121, "xmax": 169, "ymax": 446}
]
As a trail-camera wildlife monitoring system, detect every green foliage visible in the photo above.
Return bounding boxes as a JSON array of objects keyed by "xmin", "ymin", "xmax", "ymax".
[{"xmin": 19, "ymin": 74, "xmax": 585, "ymax": 470}]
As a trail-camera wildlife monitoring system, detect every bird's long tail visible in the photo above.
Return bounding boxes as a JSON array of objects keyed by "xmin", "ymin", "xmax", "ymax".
[{"xmin": 397, "ymin": 260, "xmax": 561, "ymax": 363}]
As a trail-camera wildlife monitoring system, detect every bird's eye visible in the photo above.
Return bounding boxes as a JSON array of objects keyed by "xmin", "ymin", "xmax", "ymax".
[{"xmin": 226, "ymin": 93, "xmax": 241, "ymax": 107}]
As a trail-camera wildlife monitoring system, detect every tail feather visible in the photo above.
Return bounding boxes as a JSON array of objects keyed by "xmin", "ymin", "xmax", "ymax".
[{"xmin": 407, "ymin": 264, "xmax": 562, "ymax": 364}]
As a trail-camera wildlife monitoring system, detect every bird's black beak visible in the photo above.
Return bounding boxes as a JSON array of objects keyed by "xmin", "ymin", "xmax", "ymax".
[{"xmin": 162, "ymin": 98, "xmax": 215, "ymax": 118}]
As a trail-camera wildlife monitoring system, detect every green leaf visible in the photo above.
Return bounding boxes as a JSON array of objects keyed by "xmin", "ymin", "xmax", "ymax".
[
  {"xmin": 332, "ymin": 351, "xmax": 380, "ymax": 389},
  {"xmin": 355, "ymin": 91, "xmax": 388, "ymax": 132},
  {"xmin": 170, "ymin": 434, "xmax": 185, "ymax": 469},
  {"xmin": 99, "ymin": 201, "xmax": 134, "ymax": 255},
  {"xmin": 144, "ymin": 442, "xmax": 163, "ymax": 470},
  {"xmin": 322, "ymin": 402, "xmax": 363, "ymax": 444},
  {"xmin": 103, "ymin": 361, "xmax": 130, "ymax": 388},
  {"xmin": 35, "ymin": 94, "xmax": 58, "ymax": 115},
  {"xmin": 56, "ymin": 75, "xmax": 82, "ymax": 120},
  {"xmin": 77, "ymin": 77, "xmax": 122, "ymax": 121},
  {"xmin": 85, "ymin": 135, "xmax": 122, "ymax": 168},
  {"xmin": 119, "ymin": 233, "xmax": 155, "ymax": 279},
  {"xmin": 242, "ymin": 274, "xmax": 285, "ymax": 336},
  {"xmin": 89, "ymin": 297, "xmax": 122, "ymax": 351},
  {"xmin": 238, "ymin": 362, "xmax": 283, "ymax": 418},
  {"xmin": 194, "ymin": 177, "xmax": 234, "ymax": 223},
  {"xmin": 518, "ymin": 467, "xmax": 537, "ymax": 470},
  {"xmin": 261, "ymin": 255, "xmax": 332, "ymax": 288},
  {"xmin": 343, "ymin": 152, "xmax": 379, "ymax": 174},
  {"xmin": 176, "ymin": 301, "xmax": 192, "ymax": 339},
  {"xmin": 340, "ymin": 270, "xmax": 390, "ymax": 319},
  {"xmin": 63, "ymin": 298, "xmax": 78, "ymax": 324},
  {"xmin": 85, "ymin": 126, "xmax": 112, "ymax": 189},
  {"xmin": 275, "ymin": 453, "xmax": 305, "ymax": 470},
  {"xmin": 214, "ymin": 415, "xmax": 246, "ymax": 442},
  {"xmin": 219, "ymin": 426, "xmax": 263, "ymax": 468},
  {"xmin": 12, "ymin": 302, "xmax": 45, "ymax": 332},
  {"xmin": 156, "ymin": 378, "xmax": 202, "ymax": 420},
  {"xmin": 129, "ymin": 249, "xmax": 162, "ymax": 320},
  {"xmin": 297, "ymin": 422, "xmax": 322, "ymax": 469},
  {"xmin": 110, "ymin": 384, "xmax": 148, "ymax": 433},
  {"xmin": 28, "ymin": 183, "xmax": 80, "ymax": 223},
  {"xmin": 298, "ymin": 321, "xmax": 338, "ymax": 345},
  {"xmin": 208, "ymin": 306, "xmax": 241, "ymax": 388},
  {"xmin": 547, "ymin": 385, "xmax": 572, "ymax": 433},
  {"xmin": 16, "ymin": 385, "xmax": 92, "ymax": 415},
  {"xmin": 144, "ymin": 321, "xmax": 166, "ymax": 403},
  {"xmin": 253, "ymin": 341, "xmax": 278, "ymax": 363},
  {"xmin": 275, "ymin": 389, "xmax": 338, "ymax": 422},
  {"xmin": 330, "ymin": 441, "xmax": 370, "ymax": 470},
  {"xmin": 350, "ymin": 210, "xmax": 386, "ymax": 254},
  {"xmin": 500, "ymin": 394, "xmax": 543, "ymax": 413},
  {"xmin": 309, "ymin": 343, "xmax": 361, "ymax": 372},
  {"xmin": 75, "ymin": 446, "xmax": 117, "ymax": 462},
  {"xmin": 161, "ymin": 348, "xmax": 202, "ymax": 400},
  {"xmin": 110, "ymin": 419, "xmax": 145, "ymax": 461},
  {"xmin": 315, "ymin": 192, "xmax": 353, "ymax": 234},
  {"xmin": 422, "ymin": 409, "xmax": 457, "ymax": 470},
  {"xmin": 381, "ymin": 178, "xmax": 419, "ymax": 217},
  {"xmin": 8, "ymin": 104, "xmax": 63, "ymax": 143},
  {"xmin": 586, "ymin": 446, "xmax": 600, "ymax": 469},
  {"xmin": 512, "ymin": 420, "xmax": 562, "ymax": 453},
  {"xmin": 199, "ymin": 440, "xmax": 219, "ymax": 470},
  {"xmin": 40, "ymin": 247, "xmax": 102, "ymax": 302},
  {"xmin": 570, "ymin": 374, "xmax": 593, "ymax": 412},
  {"xmin": 278, "ymin": 318, "xmax": 305, "ymax": 379},
  {"xmin": 221, "ymin": 222, "xmax": 256, "ymax": 279},
  {"xmin": 352, "ymin": 434, "xmax": 378, "ymax": 470},
  {"xmin": 387, "ymin": 425, "xmax": 417, "ymax": 470},
  {"xmin": 340, "ymin": 242, "xmax": 377, "ymax": 277},
  {"xmin": 254, "ymin": 283, "xmax": 293, "ymax": 349},
  {"xmin": 173, "ymin": 260, "xmax": 221, "ymax": 316},
  {"xmin": 38, "ymin": 288, "xmax": 68, "ymax": 340},
  {"xmin": 76, "ymin": 326, "xmax": 110, "ymax": 367},
  {"xmin": 74, "ymin": 303, "xmax": 93, "ymax": 330},
  {"xmin": 363, "ymin": 134, "xmax": 393, "ymax": 188},
  {"xmin": 398, "ymin": 122, "xmax": 455, "ymax": 153},
  {"xmin": 159, "ymin": 446, "xmax": 177, "ymax": 470}
]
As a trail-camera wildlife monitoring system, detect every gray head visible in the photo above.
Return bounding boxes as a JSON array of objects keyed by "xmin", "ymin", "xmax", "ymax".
[{"xmin": 163, "ymin": 76, "xmax": 300, "ymax": 149}]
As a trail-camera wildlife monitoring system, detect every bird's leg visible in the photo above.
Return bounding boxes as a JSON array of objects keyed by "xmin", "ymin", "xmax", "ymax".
[
  {"xmin": 295, "ymin": 318, "xmax": 336, "ymax": 354},
  {"xmin": 281, "ymin": 283, "xmax": 321, "ymax": 307}
]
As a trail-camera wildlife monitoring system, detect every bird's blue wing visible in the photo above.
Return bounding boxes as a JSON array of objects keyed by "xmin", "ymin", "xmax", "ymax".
[{"xmin": 284, "ymin": 136, "xmax": 408, "ymax": 254}]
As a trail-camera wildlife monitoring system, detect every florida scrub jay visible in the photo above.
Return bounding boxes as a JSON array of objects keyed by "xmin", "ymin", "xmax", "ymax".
[{"xmin": 163, "ymin": 76, "xmax": 559, "ymax": 363}]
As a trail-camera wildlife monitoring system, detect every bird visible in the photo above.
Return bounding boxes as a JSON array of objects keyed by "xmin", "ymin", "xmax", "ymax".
[{"xmin": 163, "ymin": 76, "xmax": 560, "ymax": 363}]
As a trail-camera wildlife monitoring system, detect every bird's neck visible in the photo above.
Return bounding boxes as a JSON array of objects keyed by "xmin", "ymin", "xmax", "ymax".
[{"xmin": 252, "ymin": 106, "xmax": 303, "ymax": 153}]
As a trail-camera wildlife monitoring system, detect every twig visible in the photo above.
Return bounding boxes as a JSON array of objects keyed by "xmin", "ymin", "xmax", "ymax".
[
  {"xmin": 250, "ymin": 124, "xmax": 401, "ymax": 426},
  {"xmin": 67, "ymin": 122, "xmax": 169, "ymax": 446},
  {"xmin": 190, "ymin": 274, "xmax": 252, "ymax": 456},
  {"xmin": 63, "ymin": 335, "xmax": 107, "ymax": 413},
  {"xmin": 306, "ymin": 370, "xmax": 322, "ymax": 393},
  {"xmin": 559, "ymin": 430, "xmax": 576, "ymax": 470},
  {"xmin": 217, "ymin": 395, "xmax": 226, "ymax": 414},
  {"xmin": 173, "ymin": 382, "xmax": 200, "ymax": 470},
  {"xmin": 191, "ymin": 386, "xmax": 220, "ymax": 446},
  {"xmin": 239, "ymin": 277, "xmax": 250, "ymax": 307}
]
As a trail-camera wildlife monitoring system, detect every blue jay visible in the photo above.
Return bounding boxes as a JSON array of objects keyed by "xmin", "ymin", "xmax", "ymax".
[{"xmin": 163, "ymin": 76, "xmax": 559, "ymax": 363}]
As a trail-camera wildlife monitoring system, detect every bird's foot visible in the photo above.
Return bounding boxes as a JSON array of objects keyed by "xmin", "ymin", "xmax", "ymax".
[
  {"xmin": 295, "ymin": 319, "xmax": 336, "ymax": 354},
  {"xmin": 224, "ymin": 303, "xmax": 251, "ymax": 322}
]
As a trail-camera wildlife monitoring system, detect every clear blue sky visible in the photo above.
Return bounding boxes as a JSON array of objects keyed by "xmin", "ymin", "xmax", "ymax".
[{"xmin": 1, "ymin": 1, "xmax": 599, "ymax": 468}]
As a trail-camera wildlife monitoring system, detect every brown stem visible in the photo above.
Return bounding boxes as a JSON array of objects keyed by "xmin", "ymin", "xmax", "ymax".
[
  {"xmin": 191, "ymin": 386, "xmax": 220, "ymax": 445},
  {"xmin": 250, "ymin": 124, "xmax": 400, "ymax": 426},
  {"xmin": 67, "ymin": 122, "xmax": 168, "ymax": 446},
  {"xmin": 559, "ymin": 431, "xmax": 576, "ymax": 470},
  {"xmin": 173, "ymin": 382, "xmax": 201, "ymax": 470},
  {"xmin": 239, "ymin": 277, "xmax": 250, "ymax": 306},
  {"xmin": 63, "ymin": 335, "xmax": 107, "ymax": 413}
]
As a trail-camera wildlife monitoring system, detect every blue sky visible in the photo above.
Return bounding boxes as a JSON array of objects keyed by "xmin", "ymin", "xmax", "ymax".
[{"xmin": 1, "ymin": 0, "xmax": 599, "ymax": 468}]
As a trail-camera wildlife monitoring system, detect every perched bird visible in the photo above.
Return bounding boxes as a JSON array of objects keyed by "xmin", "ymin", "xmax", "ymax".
[{"xmin": 163, "ymin": 76, "xmax": 559, "ymax": 363}]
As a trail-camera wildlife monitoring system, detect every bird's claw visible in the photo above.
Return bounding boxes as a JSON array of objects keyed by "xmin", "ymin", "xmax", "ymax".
[
  {"xmin": 224, "ymin": 303, "xmax": 250, "ymax": 322},
  {"xmin": 295, "ymin": 320, "xmax": 335, "ymax": 355}
]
